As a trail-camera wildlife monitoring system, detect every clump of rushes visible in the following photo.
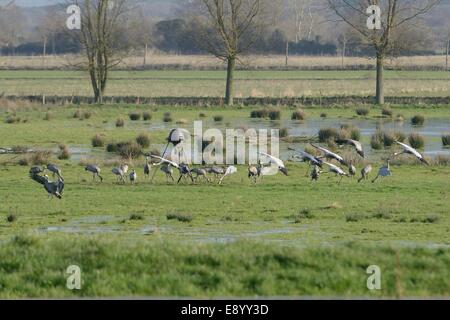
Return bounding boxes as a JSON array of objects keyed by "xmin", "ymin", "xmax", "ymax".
[
  {"xmin": 320, "ymin": 112, "xmax": 327, "ymax": 118},
  {"xmin": 117, "ymin": 141, "xmax": 143, "ymax": 159},
  {"xmin": 291, "ymin": 109, "xmax": 306, "ymax": 121},
  {"xmin": 136, "ymin": 133, "xmax": 151, "ymax": 148},
  {"xmin": 5, "ymin": 116, "xmax": 21, "ymax": 124},
  {"xmin": 73, "ymin": 109, "xmax": 82, "ymax": 119},
  {"xmin": 143, "ymin": 112, "xmax": 152, "ymax": 121},
  {"xmin": 129, "ymin": 112, "xmax": 141, "ymax": 121},
  {"xmin": 250, "ymin": 109, "xmax": 268, "ymax": 119},
  {"xmin": 381, "ymin": 107, "xmax": 393, "ymax": 118},
  {"xmin": 7, "ymin": 214, "xmax": 17, "ymax": 223},
  {"xmin": 340, "ymin": 124, "xmax": 361, "ymax": 141},
  {"xmin": 268, "ymin": 109, "xmax": 281, "ymax": 120},
  {"xmin": 408, "ymin": 133, "xmax": 425, "ymax": 150},
  {"xmin": 199, "ymin": 113, "xmax": 207, "ymax": 118},
  {"xmin": 213, "ymin": 115, "xmax": 224, "ymax": 122},
  {"xmin": 116, "ymin": 118, "xmax": 125, "ymax": 127},
  {"xmin": 370, "ymin": 132, "xmax": 383, "ymax": 150},
  {"xmin": 58, "ymin": 144, "xmax": 70, "ymax": 160},
  {"xmin": 411, "ymin": 114, "xmax": 425, "ymax": 126},
  {"xmin": 442, "ymin": 134, "xmax": 450, "ymax": 147},
  {"xmin": 355, "ymin": 107, "xmax": 369, "ymax": 116},
  {"xmin": 92, "ymin": 134, "xmax": 105, "ymax": 148},
  {"xmin": 83, "ymin": 111, "xmax": 92, "ymax": 119},
  {"xmin": 43, "ymin": 112, "xmax": 52, "ymax": 121},
  {"xmin": 318, "ymin": 127, "xmax": 339, "ymax": 143},
  {"xmin": 29, "ymin": 150, "xmax": 52, "ymax": 165},
  {"xmin": 279, "ymin": 128, "xmax": 289, "ymax": 138},
  {"xmin": 167, "ymin": 213, "xmax": 193, "ymax": 223},
  {"xmin": 163, "ymin": 112, "xmax": 173, "ymax": 122}
]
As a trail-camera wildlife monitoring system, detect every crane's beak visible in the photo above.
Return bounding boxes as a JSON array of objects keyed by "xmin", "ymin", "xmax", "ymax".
[{"xmin": 279, "ymin": 167, "xmax": 288, "ymax": 176}]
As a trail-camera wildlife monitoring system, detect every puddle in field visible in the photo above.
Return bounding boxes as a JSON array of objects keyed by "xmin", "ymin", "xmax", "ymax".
[{"xmin": 38, "ymin": 226, "xmax": 120, "ymax": 234}]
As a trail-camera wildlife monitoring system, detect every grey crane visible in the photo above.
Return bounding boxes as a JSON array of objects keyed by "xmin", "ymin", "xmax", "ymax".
[
  {"xmin": 323, "ymin": 161, "xmax": 348, "ymax": 185},
  {"xmin": 218, "ymin": 166, "xmax": 238, "ymax": 185},
  {"xmin": 120, "ymin": 164, "xmax": 129, "ymax": 180},
  {"xmin": 129, "ymin": 169, "xmax": 137, "ymax": 184},
  {"xmin": 289, "ymin": 147, "xmax": 323, "ymax": 176},
  {"xmin": 348, "ymin": 162, "xmax": 357, "ymax": 178},
  {"xmin": 336, "ymin": 139, "xmax": 365, "ymax": 158},
  {"xmin": 392, "ymin": 141, "xmax": 429, "ymax": 165},
  {"xmin": 358, "ymin": 164, "xmax": 373, "ymax": 183},
  {"xmin": 372, "ymin": 160, "xmax": 392, "ymax": 183},
  {"xmin": 205, "ymin": 166, "xmax": 227, "ymax": 181},
  {"xmin": 311, "ymin": 144, "xmax": 347, "ymax": 166},
  {"xmin": 29, "ymin": 166, "xmax": 44, "ymax": 175},
  {"xmin": 248, "ymin": 164, "xmax": 261, "ymax": 184},
  {"xmin": 191, "ymin": 168, "xmax": 211, "ymax": 183},
  {"xmin": 177, "ymin": 163, "xmax": 194, "ymax": 184},
  {"xmin": 85, "ymin": 165, "xmax": 103, "ymax": 182},
  {"xmin": 144, "ymin": 156, "xmax": 151, "ymax": 179},
  {"xmin": 30, "ymin": 173, "xmax": 64, "ymax": 199},
  {"xmin": 44, "ymin": 164, "xmax": 64, "ymax": 181},
  {"xmin": 150, "ymin": 155, "xmax": 179, "ymax": 183},
  {"xmin": 311, "ymin": 165, "xmax": 322, "ymax": 182},
  {"xmin": 112, "ymin": 167, "xmax": 125, "ymax": 183},
  {"xmin": 259, "ymin": 152, "xmax": 288, "ymax": 176}
]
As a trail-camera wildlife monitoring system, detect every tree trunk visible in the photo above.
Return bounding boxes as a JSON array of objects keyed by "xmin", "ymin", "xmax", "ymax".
[
  {"xmin": 341, "ymin": 36, "xmax": 346, "ymax": 70},
  {"xmin": 225, "ymin": 56, "xmax": 236, "ymax": 106},
  {"xmin": 144, "ymin": 43, "xmax": 148, "ymax": 67},
  {"xmin": 376, "ymin": 53, "xmax": 384, "ymax": 105},
  {"xmin": 285, "ymin": 41, "xmax": 289, "ymax": 68},
  {"xmin": 446, "ymin": 37, "xmax": 449, "ymax": 71}
]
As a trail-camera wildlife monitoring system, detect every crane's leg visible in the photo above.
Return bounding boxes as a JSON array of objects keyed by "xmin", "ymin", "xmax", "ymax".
[
  {"xmin": 177, "ymin": 174, "xmax": 183, "ymax": 184},
  {"xmin": 372, "ymin": 175, "xmax": 379, "ymax": 183},
  {"xmin": 338, "ymin": 176, "xmax": 343, "ymax": 185},
  {"xmin": 98, "ymin": 174, "xmax": 103, "ymax": 182}
]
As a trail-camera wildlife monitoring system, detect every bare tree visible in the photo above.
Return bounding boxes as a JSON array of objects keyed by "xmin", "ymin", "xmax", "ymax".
[
  {"xmin": 327, "ymin": 0, "xmax": 441, "ymax": 105},
  {"xmin": 70, "ymin": 0, "xmax": 132, "ymax": 103},
  {"xmin": 193, "ymin": 0, "xmax": 276, "ymax": 105}
]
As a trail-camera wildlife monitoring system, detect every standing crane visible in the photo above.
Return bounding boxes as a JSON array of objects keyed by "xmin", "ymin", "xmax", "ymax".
[
  {"xmin": 177, "ymin": 164, "xmax": 194, "ymax": 184},
  {"xmin": 372, "ymin": 160, "xmax": 392, "ymax": 183},
  {"xmin": 311, "ymin": 165, "xmax": 322, "ymax": 182},
  {"xmin": 323, "ymin": 161, "xmax": 348, "ymax": 185},
  {"xmin": 129, "ymin": 169, "xmax": 137, "ymax": 185},
  {"xmin": 85, "ymin": 165, "xmax": 103, "ymax": 182},
  {"xmin": 348, "ymin": 162, "xmax": 357, "ymax": 178},
  {"xmin": 144, "ymin": 156, "xmax": 151, "ymax": 179},
  {"xmin": 392, "ymin": 141, "xmax": 429, "ymax": 165},
  {"xmin": 44, "ymin": 164, "xmax": 64, "ymax": 181},
  {"xmin": 358, "ymin": 164, "xmax": 373, "ymax": 183},
  {"xmin": 112, "ymin": 167, "xmax": 125, "ymax": 183},
  {"xmin": 311, "ymin": 144, "xmax": 347, "ymax": 165},
  {"xmin": 191, "ymin": 168, "xmax": 211, "ymax": 183},
  {"xmin": 150, "ymin": 155, "xmax": 179, "ymax": 183}
]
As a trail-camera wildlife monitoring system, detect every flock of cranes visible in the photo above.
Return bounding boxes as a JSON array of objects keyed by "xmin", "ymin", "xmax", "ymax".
[{"xmin": 28, "ymin": 136, "xmax": 429, "ymax": 199}]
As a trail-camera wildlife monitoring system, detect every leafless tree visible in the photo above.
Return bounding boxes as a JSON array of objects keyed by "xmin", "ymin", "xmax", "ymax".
[
  {"xmin": 192, "ymin": 0, "xmax": 277, "ymax": 105},
  {"xmin": 69, "ymin": 0, "xmax": 132, "ymax": 103},
  {"xmin": 327, "ymin": 0, "xmax": 441, "ymax": 105}
]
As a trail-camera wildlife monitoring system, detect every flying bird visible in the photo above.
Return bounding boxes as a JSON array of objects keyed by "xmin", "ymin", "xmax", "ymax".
[
  {"xmin": 336, "ymin": 139, "xmax": 365, "ymax": 158},
  {"xmin": 311, "ymin": 144, "xmax": 346, "ymax": 165},
  {"xmin": 392, "ymin": 141, "xmax": 429, "ymax": 165},
  {"xmin": 259, "ymin": 152, "xmax": 288, "ymax": 176},
  {"xmin": 30, "ymin": 173, "xmax": 64, "ymax": 199}
]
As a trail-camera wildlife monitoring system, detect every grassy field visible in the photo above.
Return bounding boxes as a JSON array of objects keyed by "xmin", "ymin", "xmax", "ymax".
[
  {"xmin": 1, "ymin": 70, "xmax": 450, "ymax": 98},
  {"xmin": 0, "ymin": 104, "xmax": 449, "ymax": 298}
]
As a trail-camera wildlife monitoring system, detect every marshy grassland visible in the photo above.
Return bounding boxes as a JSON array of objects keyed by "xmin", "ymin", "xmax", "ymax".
[{"xmin": 0, "ymin": 103, "xmax": 449, "ymax": 298}]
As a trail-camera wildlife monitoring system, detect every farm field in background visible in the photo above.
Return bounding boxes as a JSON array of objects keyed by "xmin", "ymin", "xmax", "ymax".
[
  {"xmin": 0, "ymin": 104, "xmax": 449, "ymax": 298},
  {"xmin": 1, "ymin": 70, "xmax": 450, "ymax": 99}
]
